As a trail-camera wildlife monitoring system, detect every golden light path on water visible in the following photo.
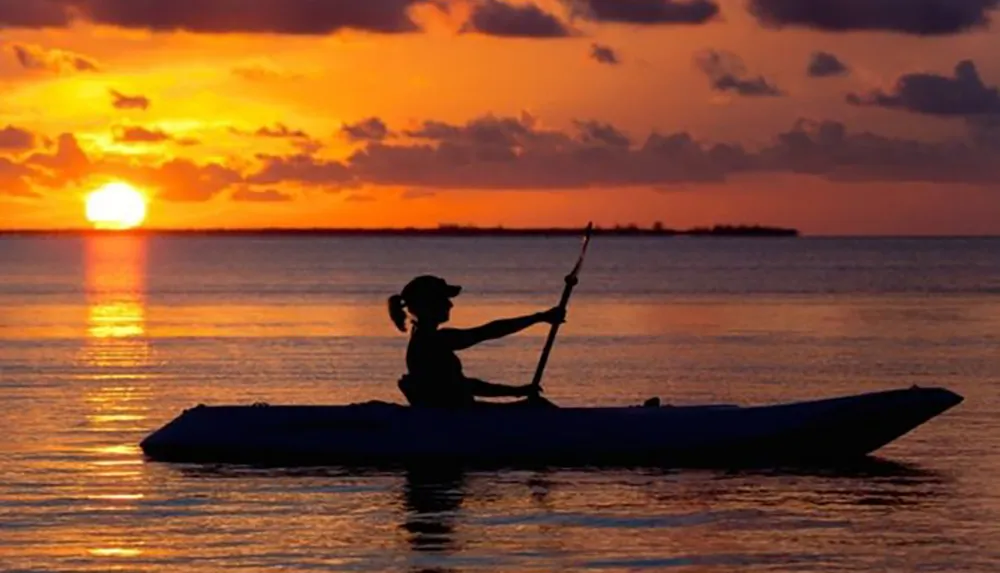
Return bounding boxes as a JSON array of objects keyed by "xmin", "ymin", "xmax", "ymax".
[{"xmin": 74, "ymin": 234, "xmax": 152, "ymax": 563}]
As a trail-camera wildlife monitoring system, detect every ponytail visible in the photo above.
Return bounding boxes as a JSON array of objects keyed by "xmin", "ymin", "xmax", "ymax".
[{"xmin": 388, "ymin": 294, "xmax": 408, "ymax": 332}]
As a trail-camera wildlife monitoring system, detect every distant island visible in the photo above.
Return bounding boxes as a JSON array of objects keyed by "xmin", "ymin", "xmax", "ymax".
[{"xmin": 0, "ymin": 223, "xmax": 799, "ymax": 237}]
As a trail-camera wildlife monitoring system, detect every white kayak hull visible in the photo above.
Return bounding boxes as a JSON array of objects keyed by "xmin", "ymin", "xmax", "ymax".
[{"xmin": 139, "ymin": 386, "xmax": 962, "ymax": 467}]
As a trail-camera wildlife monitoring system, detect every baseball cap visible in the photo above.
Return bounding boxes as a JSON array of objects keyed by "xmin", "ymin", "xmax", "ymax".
[{"xmin": 401, "ymin": 275, "xmax": 462, "ymax": 304}]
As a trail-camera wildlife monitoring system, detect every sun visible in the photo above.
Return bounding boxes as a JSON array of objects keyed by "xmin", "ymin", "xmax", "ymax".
[{"xmin": 85, "ymin": 182, "xmax": 148, "ymax": 230}]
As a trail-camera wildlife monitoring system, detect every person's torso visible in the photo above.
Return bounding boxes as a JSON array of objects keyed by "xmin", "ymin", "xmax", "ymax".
[
  {"xmin": 404, "ymin": 328, "xmax": 473, "ymax": 407},
  {"xmin": 406, "ymin": 328, "xmax": 463, "ymax": 380}
]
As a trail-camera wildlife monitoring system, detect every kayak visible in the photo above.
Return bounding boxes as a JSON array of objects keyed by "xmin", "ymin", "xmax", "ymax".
[{"xmin": 139, "ymin": 386, "xmax": 962, "ymax": 468}]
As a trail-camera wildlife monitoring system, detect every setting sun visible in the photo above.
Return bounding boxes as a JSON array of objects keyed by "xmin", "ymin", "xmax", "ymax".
[{"xmin": 85, "ymin": 183, "xmax": 148, "ymax": 230}]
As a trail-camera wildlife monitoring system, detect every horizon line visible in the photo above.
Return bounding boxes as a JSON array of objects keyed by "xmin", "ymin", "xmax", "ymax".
[
  {"xmin": 0, "ymin": 224, "xmax": 800, "ymax": 237},
  {"xmin": 0, "ymin": 225, "xmax": 998, "ymax": 237}
]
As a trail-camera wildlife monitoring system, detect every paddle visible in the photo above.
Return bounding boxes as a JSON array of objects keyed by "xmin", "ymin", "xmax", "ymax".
[{"xmin": 529, "ymin": 222, "xmax": 594, "ymax": 393}]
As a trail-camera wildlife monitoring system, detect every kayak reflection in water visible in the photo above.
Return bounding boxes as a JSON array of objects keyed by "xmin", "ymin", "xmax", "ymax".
[{"xmin": 389, "ymin": 274, "xmax": 562, "ymax": 408}]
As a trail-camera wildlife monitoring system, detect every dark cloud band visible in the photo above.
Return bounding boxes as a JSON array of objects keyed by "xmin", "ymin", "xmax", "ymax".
[
  {"xmin": 9, "ymin": 109, "xmax": 1000, "ymax": 203},
  {"xmin": 461, "ymin": 0, "xmax": 572, "ymax": 37},
  {"xmin": 0, "ymin": 0, "xmax": 440, "ymax": 34},
  {"xmin": 564, "ymin": 0, "xmax": 719, "ymax": 25},
  {"xmin": 847, "ymin": 60, "xmax": 1000, "ymax": 117},
  {"xmin": 748, "ymin": 0, "xmax": 1000, "ymax": 36}
]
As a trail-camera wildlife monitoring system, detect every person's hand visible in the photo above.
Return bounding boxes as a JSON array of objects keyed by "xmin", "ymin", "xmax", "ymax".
[
  {"xmin": 536, "ymin": 306, "xmax": 566, "ymax": 325},
  {"xmin": 518, "ymin": 383, "xmax": 543, "ymax": 397}
]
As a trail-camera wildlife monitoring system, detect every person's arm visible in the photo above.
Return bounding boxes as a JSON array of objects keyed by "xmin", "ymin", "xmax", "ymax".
[{"xmin": 439, "ymin": 307, "xmax": 564, "ymax": 351}]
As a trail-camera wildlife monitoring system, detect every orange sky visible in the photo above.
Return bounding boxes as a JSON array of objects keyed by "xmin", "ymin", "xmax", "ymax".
[{"xmin": 2, "ymin": 0, "xmax": 1000, "ymax": 235}]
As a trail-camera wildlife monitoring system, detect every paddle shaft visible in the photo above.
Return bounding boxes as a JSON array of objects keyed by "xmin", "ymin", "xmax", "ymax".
[
  {"xmin": 530, "ymin": 223, "xmax": 592, "ymax": 390},
  {"xmin": 529, "ymin": 274, "xmax": 579, "ymax": 389}
]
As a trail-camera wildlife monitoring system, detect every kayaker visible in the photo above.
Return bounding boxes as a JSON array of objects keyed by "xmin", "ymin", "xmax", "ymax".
[{"xmin": 388, "ymin": 274, "xmax": 564, "ymax": 408}]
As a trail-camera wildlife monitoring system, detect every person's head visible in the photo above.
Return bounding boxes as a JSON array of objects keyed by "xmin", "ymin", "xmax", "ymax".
[{"xmin": 388, "ymin": 275, "xmax": 462, "ymax": 332}]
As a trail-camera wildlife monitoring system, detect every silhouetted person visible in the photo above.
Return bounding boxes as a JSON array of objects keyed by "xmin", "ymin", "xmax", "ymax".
[{"xmin": 388, "ymin": 275, "xmax": 562, "ymax": 408}]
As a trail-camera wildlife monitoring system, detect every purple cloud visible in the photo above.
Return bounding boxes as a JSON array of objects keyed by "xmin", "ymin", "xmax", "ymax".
[
  {"xmin": 695, "ymin": 50, "xmax": 784, "ymax": 97},
  {"xmin": 0, "ymin": 126, "xmax": 36, "ymax": 151},
  {"xmin": 461, "ymin": 0, "xmax": 572, "ymax": 37},
  {"xmin": 113, "ymin": 126, "xmax": 171, "ymax": 143},
  {"xmin": 564, "ymin": 0, "xmax": 719, "ymax": 25},
  {"xmin": 232, "ymin": 186, "xmax": 293, "ymax": 202},
  {"xmin": 847, "ymin": 60, "xmax": 1000, "ymax": 117},
  {"xmin": 110, "ymin": 89, "xmax": 150, "ymax": 110},
  {"xmin": 590, "ymin": 43, "xmax": 619, "ymax": 65},
  {"xmin": 807, "ymin": 51, "xmax": 849, "ymax": 78},
  {"xmin": 10, "ymin": 43, "xmax": 99, "ymax": 73},
  {"xmin": 748, "ymin": 0, "xmax": 1000, "ymax": 36},
  {"xmin": 341, "ymin": 118, "xmax": 391, "ymax": 142},
  {"xmin": 0, "ymin": 0, "xmax": 444, "ymax": 35}
]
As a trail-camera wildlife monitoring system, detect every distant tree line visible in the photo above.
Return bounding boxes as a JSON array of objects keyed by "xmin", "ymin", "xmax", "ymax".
[{"xmin": 1, "ymin": 222, "xmax": 800, "ymax": 237}]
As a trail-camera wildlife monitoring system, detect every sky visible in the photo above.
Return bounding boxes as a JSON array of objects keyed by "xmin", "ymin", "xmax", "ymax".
[{"xmin": 2, "ymin": 0, "xmax": 1000, "ymax": 235}]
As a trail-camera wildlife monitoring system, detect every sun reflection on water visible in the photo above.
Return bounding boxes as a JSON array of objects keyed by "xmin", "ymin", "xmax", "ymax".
[
  {"xmin": 74, "ymin": 234, "xmax": 153, "ymax": 564},
  {"xmin": 82, "ymin": 234, "xmax": 149, "ymax": 359},
  {"xmin": 88, "ymin": 300, "xmax": 146, "ymax": 340},
  {"xmin": 87, "ymin": 546, "xmax": 144, "ymax": 558}
]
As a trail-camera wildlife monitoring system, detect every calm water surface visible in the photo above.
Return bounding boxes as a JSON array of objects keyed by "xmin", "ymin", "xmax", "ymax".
[{"xmin": 1, "ymin": 235, "xmax": 999, "ymax": 572}]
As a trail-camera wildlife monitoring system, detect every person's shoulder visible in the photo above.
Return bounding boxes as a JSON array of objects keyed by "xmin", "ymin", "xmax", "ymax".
[
  {"xmin": 412, "ymin": 327, "xmax": 447, "ymax": 344},
  {"xmin": 433, "ymin": 327, "xmax": 466, "ymax": 348}
]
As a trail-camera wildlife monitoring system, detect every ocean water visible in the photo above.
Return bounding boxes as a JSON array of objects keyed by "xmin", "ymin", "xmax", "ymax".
[{"xmin": 1, "ymin": 234, "xmax": 998, "ymax": 572}]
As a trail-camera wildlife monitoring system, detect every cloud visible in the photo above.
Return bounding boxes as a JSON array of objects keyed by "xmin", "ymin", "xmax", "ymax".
[
  {"xmin": 0, "ymin": 125, "xmax": 36, "ymax": 151},
  {"xmin": 694, "ymin": 50, "xmax": 784, "ymax": 97},
  {"xmin": 345, "ymin": 192, "xmax": 377, "ymax": 202},
  {"xmin": 0, "ymin": 157, "xmax": 38, "ymax": 197},
  {"xmin": 232, "ymin": 185, "xmax": 293, "ymax": 202},
  {"xmin": 968, "ymin": 116, "xmax": 1000, "ymax": 149},
  {"xmin": 461, "ymin": 0, "xmax": 572, "ymax": 37},
  {"xmin": 563, "ymin": 0, "xmax": 719, "ymax": 25},
  {"xmin": 26, "ymin": 133, "xmax": 90, "ymax": 186},
  {"xmin": 345, "ymin": 115, "xmax": 747, "ymax": 188},
  {"xmin": 403, "ymin": 112, "xmax": 548, "ymax": 146},
  {"xmin": 230, "ymin": 123, "xmax": 316, "ymax": 150},
  {"xmin": 231, "ymin": 63, "xmax": 302, "ymax": 82},
  {"xmin": 13, "ymin": 111, "xmax": 1000, "ymax": 202},
  {"xmin": 246, "ymin": 112, "xmax": 1000, "ymax": 189},
  {"xmin": 590, "ymin": 43, "xmax": 619, "ymax": 65},
  {"xmin": 807, "ymin": 51, "xmax": 849, "ymax": 78},
  {"xmin": 247, "ymin": 153, "xmax": 353, "ymax": 187},
  {"xmin": 847, "ymin": 60, "xmax": 1000, "ymax": 117},
  {"xmin": 0, "ymin": 1, "xmax": 71, "ymax": 28},
  {"xmin": 110, "ymin": 125, "xmax": 200, "ymax": 146},
  {"xmin": 114, "ymin": 158, "xmax": 242, "ymax": 201},
  {"xmin": 291, "ymin": 139, "xmax": 324, "ymax": 155},
  {"xmin": 573, "ymin": 120, "xmax": 630, "ymax": 147},
  {"xmin": 9, "ymin": 43, "xmax": 100, "ymax": 73},
  {"xmin": 402, "ymin": 189, "xmax": 436, "ymax": 199},
  {"xmin": 341, "ymin": 117, "xmax": 391, "ymax": 142},
  {"xmin": 747, "ymin": 0, "xmax": 1000, "ymax": 36},
  {"xmin": 110, "ymin": 89, "xmax": 150, "ymax": 110},
  {"xmin": 0, "ymin": 0, "xmax": 444, "ymax": 35},
  {"xmin": 758, "ymin": 118, "xmax": 999, "ymax": 184},
  {"xmin": 253, "ymin": 123, "xmax": 309, "ymax": 138},
  {"xmin": 18, "ymin": 132, "xmax": 238, "ymax": 200},
  {"xmin": 113, "ymin": 126, "xmax": 172, "ymax": 143}
]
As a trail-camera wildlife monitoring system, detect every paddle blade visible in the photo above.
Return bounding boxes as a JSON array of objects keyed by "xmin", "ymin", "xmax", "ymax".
[{"xmin": 568, "ymin": 221, "xmax": 593, "ymax": 279}]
